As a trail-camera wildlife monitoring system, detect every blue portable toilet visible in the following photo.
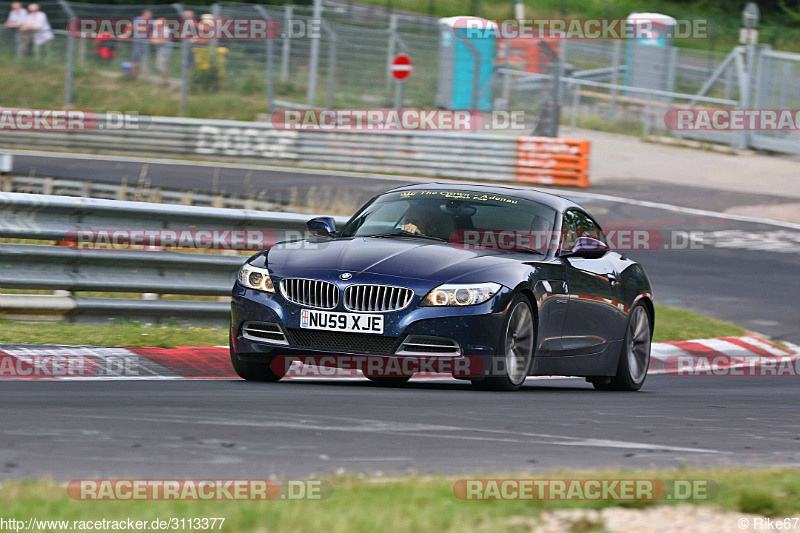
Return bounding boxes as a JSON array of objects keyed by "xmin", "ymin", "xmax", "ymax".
[
  {"xmin": 624, "ymin": 13, "xmax": 676, "ymax": 92},
  {"xmin": 436, "ymin": 16, "xmax": 497, "ymax": 111}
]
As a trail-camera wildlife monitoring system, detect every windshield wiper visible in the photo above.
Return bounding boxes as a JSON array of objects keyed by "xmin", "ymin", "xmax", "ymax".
[{"xmin": 365, "ymin": 231, "xmax": 448, "ymax": 242}]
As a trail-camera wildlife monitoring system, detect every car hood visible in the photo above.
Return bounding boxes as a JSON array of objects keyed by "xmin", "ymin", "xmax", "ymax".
[{"xmin": 266, "ymin": 237, "xmax": 536, "ymax": 283}]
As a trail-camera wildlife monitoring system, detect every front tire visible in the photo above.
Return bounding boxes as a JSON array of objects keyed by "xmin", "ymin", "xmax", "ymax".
[
  {"xmin": 472, "ymin": 295, "xmax": 535, "ymax": 391},
  {"xmin": 593, "ymin": 303, "xmax": 652, "ymax": 391},
  {"xmin": 229, "ymin": 335, "xmax": 286, "ymax": 382}
]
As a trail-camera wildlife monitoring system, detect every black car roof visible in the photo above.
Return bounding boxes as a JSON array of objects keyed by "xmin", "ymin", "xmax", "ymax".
[{"xmin": 385, "ymin": 182, "xmax": 581, "ymax": 213}]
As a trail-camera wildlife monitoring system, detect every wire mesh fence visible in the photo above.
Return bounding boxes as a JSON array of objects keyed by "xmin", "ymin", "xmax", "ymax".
[{"xmin": 750, "ymin": 50, "xmax": 800, "ymax": 153}]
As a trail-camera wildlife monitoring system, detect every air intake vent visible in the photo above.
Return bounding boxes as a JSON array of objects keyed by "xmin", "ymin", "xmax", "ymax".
[
  {"xmin": 242, "ymin": 321, "xmax": 289, "ymax": 346},
  {"xmin": 344, "ymin": 284, "xmax": 414, "ymax": 312},
  {"xmin": 396, "ymin": 335, "xmax": 461, "ymax": 356},
  {"xmin": 280, "ymin": 278, "xmax": 339, "ymax": 309},
  {"xmin": 287, "ymin": 329, "xmax": 398, "ymax": 355}
]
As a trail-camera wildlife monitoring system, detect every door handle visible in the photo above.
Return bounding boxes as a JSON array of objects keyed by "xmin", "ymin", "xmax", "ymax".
[{"xmin": 606, "ymin": 273, "xmax": 619, "ymax": 285}]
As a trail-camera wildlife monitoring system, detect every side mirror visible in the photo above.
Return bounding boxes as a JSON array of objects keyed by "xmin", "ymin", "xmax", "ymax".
[
  {"xmin": 307, "ymin": 216, "xmax": 336, "ymax": 237},
  {"xmin": 561, "ymin": 236, "xmax": 609, "ymax": 259}
]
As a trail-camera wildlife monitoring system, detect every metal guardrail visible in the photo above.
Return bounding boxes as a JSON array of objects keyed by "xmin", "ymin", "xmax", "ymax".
[
  {"xmin": 0, "ymin": 192, "xmax": 349, "ymax": 326},
  {"xmin": 1, "ymin": 174, "xmax": 283, "ymax": 211},
  {"xmin": 0, "ymin": 191, "xmax": 346, "ymax": 241},
  {"xmin": 0, "ymin": 243, "xmax": 244, "ymax": 295},
  {"xmin": 0, "ymin": 114, "xmax": 592, "ymax": 187}
]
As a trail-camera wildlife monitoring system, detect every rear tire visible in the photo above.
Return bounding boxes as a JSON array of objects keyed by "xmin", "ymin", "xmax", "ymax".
[
  {"xmin": 472, "ymin": 295, "xmax": 535, "ymax": 392},
  {"xmin": 229, "ymin": 335, "xmax": 286, "ymax": 382},
  {"xmin": 592, "ymin": 303, "xmax": 651, "ymax": 391}
]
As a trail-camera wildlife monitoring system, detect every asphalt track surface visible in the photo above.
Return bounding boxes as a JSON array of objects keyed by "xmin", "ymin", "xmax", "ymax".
[
  {"xmin": 1, "ymin": 376, "xmax": 799, "ymax": 480},
  {"xmin": 11, "ymin": 151, "xmax": 800, "ymax": 212},
  {"xmin": 1, "ymin": 152, "xmax": 799, "ymax": 480}
]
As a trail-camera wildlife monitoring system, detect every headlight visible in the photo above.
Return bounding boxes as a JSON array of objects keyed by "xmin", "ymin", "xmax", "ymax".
[
  {"xmin": 421, "ymin": 282, "xmax": 501, "ymax": 306},
  {"xmin": 238, "ymin": 264, "xmax": 275, "ymax": 293}
]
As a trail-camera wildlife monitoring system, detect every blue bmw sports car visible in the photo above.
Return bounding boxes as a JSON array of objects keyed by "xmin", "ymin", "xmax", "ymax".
[{"xmin": 230, "ymin": 184, "xmax": 654, "ymax": 391}]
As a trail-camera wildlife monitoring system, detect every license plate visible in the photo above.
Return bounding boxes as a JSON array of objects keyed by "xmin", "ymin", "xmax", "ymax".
[{"xmin": 300, "ymin": 309, "xmax": 384, "ymax": 334}]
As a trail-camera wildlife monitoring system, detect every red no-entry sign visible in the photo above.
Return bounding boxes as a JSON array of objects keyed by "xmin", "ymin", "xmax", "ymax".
[{"xmin": 390, "ymin": 54, "xmax": 413, "ymax": 81}]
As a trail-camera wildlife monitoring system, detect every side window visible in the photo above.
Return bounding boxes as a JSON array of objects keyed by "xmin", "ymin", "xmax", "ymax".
[{"xmin": 562, "ymin": 210, "xmax": 606, "ymax": 250}]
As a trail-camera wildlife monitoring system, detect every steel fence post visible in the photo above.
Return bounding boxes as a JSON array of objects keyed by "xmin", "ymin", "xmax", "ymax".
[
  {"xmin": 57, "ymin": 0, "xmax": 77, "ymax": 107},
  {"xmin": 740, "ymin": 43, "xmax": 757, "ymax": 149},
  {"xmin": 307, "ymin": 0, "xmax": 322, "ymax": 107},
  {"xmin": 172, "ymin": 3, "xmax": 189, "ymax": 116},
  {"xmin": 77, "ymin": 38, "xmax": 86, "ymax": 65},
  {"xmin": 268, "ymin": 34, "xmax": 275, "ymax": 113},
  {"xmin": 724, "ymin": 62, "xmax": 733, "ymax": 101},
  {"xmin": 386, "ymin": 14, "xmax": 398, "ymax": 103},
  {"xmin": 610, "ymin": 39, "xmax": 621, "ymax": 118},
  {"xmin": 749, "ymin": 46, "xmax": 767, "ymax": 151},
  {"xmin": 209, "ymin": 3, "xmax": 220, "ymax": 69},
  {"xmin": 64, "ymin": 34, "xmax": 75, "ymax": 107},
  {"xmin": 664, "ymin": 46, "xmax": 678, "ymax": 132},
  {"xmin": 326, "ymin": 24, "xmax": 337, "ymax": 109},
  {"xmin": 254, "ymin": 5, "xmax": 275, "ymax": 114},
  {"xmin": 571, "ymin": 83, "xmax": 579, "ymax": 129},
  {"xmin": 552, "ymin": 46, "xmax": 562, "ymax": 137},
  {"xmin": 281, "ymin": 5, "xmax": 292, "ymax": 83}
]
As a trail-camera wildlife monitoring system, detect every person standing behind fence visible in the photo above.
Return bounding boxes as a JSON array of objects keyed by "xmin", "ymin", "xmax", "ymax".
[
  {"xmin": 150, "ymin": 17, "xmax": 173, "ymax": 87},
  {"xmin": 20, "ymin": 4, "xmax": 53, "ymax": 60},
  {"xmin": 124, "ymin": 9, "xmax": 152, "ymax": 76},
  {"xmin": 3, "ymin": 2, "xmax": 27, "ymax": 57}
]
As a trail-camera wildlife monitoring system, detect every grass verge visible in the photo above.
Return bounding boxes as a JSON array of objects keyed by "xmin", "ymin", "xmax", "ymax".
[
  {"xmin": 0, "ymin": 468, "xmax": 798, "ymax": 532},
  {"xmin": 0, "ymin": 320, "xmax": 225, "ymax": 348},
  {"xmin": 0, "ymin": 304, "xmax": 745, "ymax": 347},
  {"xmin": 651, "ymin": 304, "xmax": 744, "ymax": 343},
  {"xmin": 0, "ymin": 59, "xmax": 272, "ymax": 122}
]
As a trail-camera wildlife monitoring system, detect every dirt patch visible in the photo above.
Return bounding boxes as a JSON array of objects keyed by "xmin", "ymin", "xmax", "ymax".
[{"xmin": 510, "ymin": 504, "xmax": 785, "ymax": 532}]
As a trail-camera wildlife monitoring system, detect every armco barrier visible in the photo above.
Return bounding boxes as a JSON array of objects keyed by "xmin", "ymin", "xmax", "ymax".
[
  {"xmin": 0, "ymin": 192, "xmax": 348, "ymax": 326},
  {"xmin": 0, "ymin": 192, "xmax": 347, "ymax": 241},
  {"xmin": 0, "ymin": 114, "xmax": 591, "ymax": 187},
  {"xmin": 1, "ymin": 175, "xmax": 283, "ymax": 212}
]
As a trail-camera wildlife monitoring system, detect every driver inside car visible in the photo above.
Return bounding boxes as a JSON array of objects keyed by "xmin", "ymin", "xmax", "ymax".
[{"xmin": 400, "ymin": 204, "xmax": 437, "ymax": 236}]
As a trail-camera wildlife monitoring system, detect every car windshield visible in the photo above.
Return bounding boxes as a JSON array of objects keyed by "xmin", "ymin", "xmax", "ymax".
[{"xmin": 339, "ymin": 190, "xmax": 558, "ymax": 254}]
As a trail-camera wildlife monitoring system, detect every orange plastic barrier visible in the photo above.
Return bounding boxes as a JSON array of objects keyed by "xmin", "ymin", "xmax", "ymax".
[{"xmin": 515, "ymin": 136, "xmax": 591, "ymax": 188}]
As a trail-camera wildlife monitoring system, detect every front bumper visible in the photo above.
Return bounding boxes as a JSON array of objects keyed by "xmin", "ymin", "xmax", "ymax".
[{"xmin": 230, "ymin": 282, "xmax": 512, "ymax": 362}]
